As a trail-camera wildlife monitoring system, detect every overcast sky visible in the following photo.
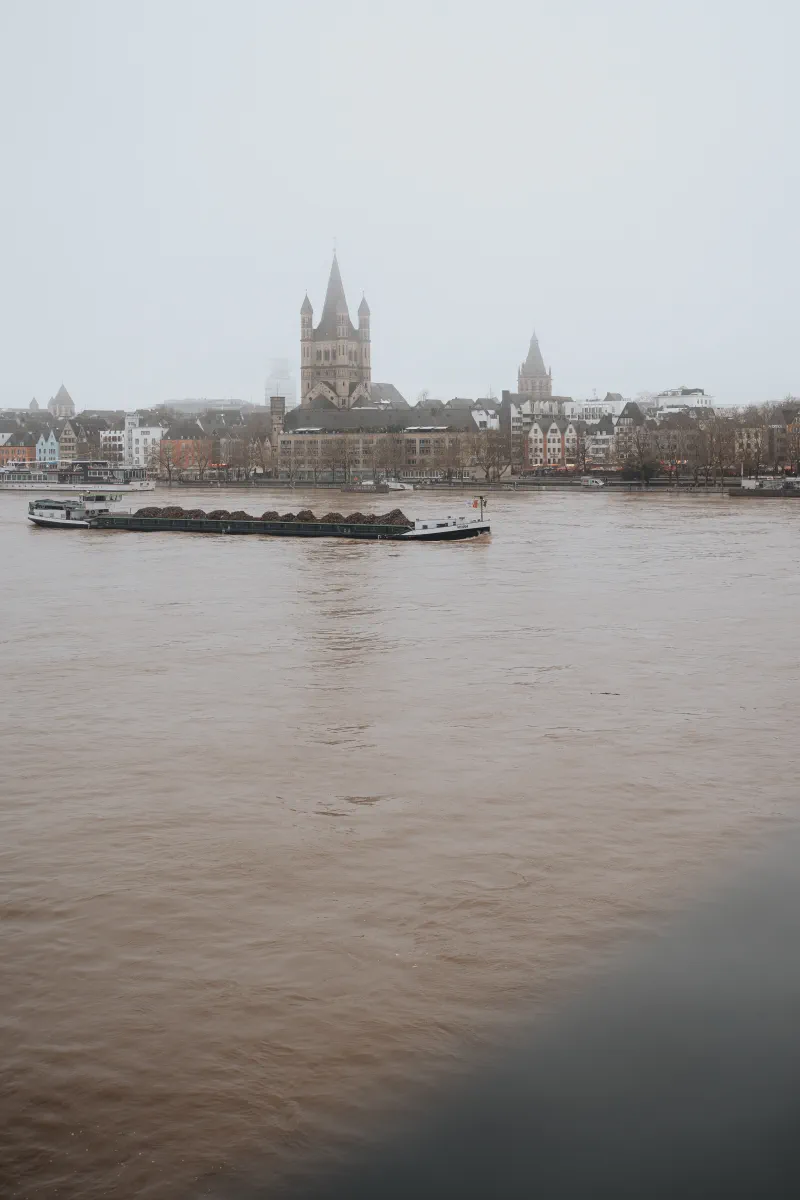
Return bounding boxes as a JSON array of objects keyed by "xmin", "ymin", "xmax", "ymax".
[{"xmin": 1, "ymin": 0, "xmax": 797, "ymax": 411}]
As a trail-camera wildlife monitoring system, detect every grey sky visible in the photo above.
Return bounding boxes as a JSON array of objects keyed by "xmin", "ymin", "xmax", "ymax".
[{"xmin": 1, "ymin": 0, "xmax": 797, "ymax": 410}]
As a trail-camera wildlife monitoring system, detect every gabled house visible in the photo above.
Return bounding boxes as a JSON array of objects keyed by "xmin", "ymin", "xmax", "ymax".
[
  {"xmin": 35, "ymin": 428, "xmax": 60, "ymax": 463},
  {"xmin": 0, "ymin": 431, "xmax": 37, "ymax": 464}
]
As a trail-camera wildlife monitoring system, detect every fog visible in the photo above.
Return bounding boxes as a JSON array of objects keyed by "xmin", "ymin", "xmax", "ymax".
[{"xmin": 1, "ymin": 0, "xmax": 797, "ymax": 410}]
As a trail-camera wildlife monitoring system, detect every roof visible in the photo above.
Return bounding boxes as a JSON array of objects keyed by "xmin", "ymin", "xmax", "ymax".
[
  {"xmin": 656, "ymin": 412, "xmax": 699, "ymax": 430},
  {"xmin": 355, "ymin": 382, "xmax": 408, "ymax": 409},
  {"xmin": 314, "ymin": 254, "xmax": 357, "ymax": 339},
  {"xmin": 284, "ymin": 401, "xmax": 477, "ymax": 435},
  {"xmin": 521, "ymin": 333, "xmax": 547, "ymax": 377},
  {"xmin": 307, "ymin": 394, "xmax": 338, "ymax": 411},
  {"xmin": 586, "ymin": 414, "xmax": 615, "ymax": 434},
  {"xmin": 164, "ymin": 420, "xmax": 207, "ymax": 440},
  {"xmin": 300, "ymin": 293, "xmax": 313, "ymax": 315},
  {"xmin": 285, "ymin": 408, "xmax": 409, "ymax": 434},
  {"xmin": 54, "ymin": 384, "xmax": 72, "ymax": 403},
  {"xmin": 358, "ymin": 294, "xmax": 370, "ymax": 316},
  {"xmin": 529, "ymin": 417, "xmax": 574, "ymax": 434},
  {"xmin": 618, "ymin": 401, "xmax": 645, "ymax": 425}
]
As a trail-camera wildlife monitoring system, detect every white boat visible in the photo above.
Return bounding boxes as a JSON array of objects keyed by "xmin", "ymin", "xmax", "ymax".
[
  {"xmin": 581, "ymin": 476, "xmax": 606, "ymax": 489},
  {"xmin": 401, "ymin": 514, "xmax": 489, "ymax": 540},
  {"xmin": 401, "ymin": 496, "xmax": 489, "ymax": 540},
  {"xmin": 386, "ymin": 480, "xmax": 414, "ymax": 491},
  {"xmin": 27, "ymin": 493, "xmax": 127, "ymax": 529}
]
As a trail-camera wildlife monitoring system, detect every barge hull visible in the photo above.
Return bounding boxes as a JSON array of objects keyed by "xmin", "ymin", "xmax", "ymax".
[{"xmin": 89, "ymin": 515, "xmax": 489, "ymax": 540}]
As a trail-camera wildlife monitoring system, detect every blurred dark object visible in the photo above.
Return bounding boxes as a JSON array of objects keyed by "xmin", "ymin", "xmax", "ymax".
[{"xmin": 225, "ymin": 839, "xmax": 800, "ymax": 1199}]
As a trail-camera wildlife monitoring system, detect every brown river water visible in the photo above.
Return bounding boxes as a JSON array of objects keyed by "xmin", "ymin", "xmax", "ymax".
[{"xmin": 1, "ymin": 486, "xmax": 798, "ymax": 1197}]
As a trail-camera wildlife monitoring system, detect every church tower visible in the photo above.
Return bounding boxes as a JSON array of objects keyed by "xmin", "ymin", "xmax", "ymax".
[
  {"xmin": 300, "ymin": 254, "xmax": 372, "ymax": 408},
  {"xmin": 518, "ymin": 332, "xmax": 552, "ymax": 399}
]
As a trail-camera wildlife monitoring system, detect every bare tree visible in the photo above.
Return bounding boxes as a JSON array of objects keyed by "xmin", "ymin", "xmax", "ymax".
[
  {"xmin": 151, "ymin": 440, "xmax": 179, "ymax": 484},
  {"xmin": 471, "ymin": 430, "xmax": 510, "ymax": 483},
  {"xmin": 193, "ymin": 438, "xmax": 213, "ymax": 481},
  {"xmin": 738, "ymin": 407, "xmax": 768, "ymax": 478},
  {"xmin": 618, "ymin": 423, "xmax": 660, "ymax": 483},
  {"xmin": 376, "ymin": 432, "xmax": 405, "ymax": 481},
  {"xmin": 320, "ymin": 438, "xmax": 344, "ymax": 482},
  {"xmin": 712, "ymin": 413, "xmax": 737, "ymax": 483},
  {"xmin": 572, "ymin": 424, "xmax": 589, "ymax": 475},
  {"xmin": 433, "ymin": 434, "xmax": 466, "ymax": 484},
  {"xmin": 227, "ymin": 436, "xmax": 250, "ymax": 481},
  {"xmin": 250, "ymin": 434, "xmax": 272, "ymax": 477},
  {"xmin": 786, "ymin": 416, "xmax": 800, "ymax": 476}
]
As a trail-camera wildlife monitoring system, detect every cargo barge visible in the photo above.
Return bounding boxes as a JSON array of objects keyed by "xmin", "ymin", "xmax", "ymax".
[{"xmin": 28, "ymin": 498, "xmax": 490, "ymax": 542}]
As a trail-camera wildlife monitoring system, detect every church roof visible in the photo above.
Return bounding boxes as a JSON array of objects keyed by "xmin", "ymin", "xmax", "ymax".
[
  {"xmin": 300, "ymin": 293, "xmax": 313, "ymax": 315},
  {"xmin": 353, "ymin": 382, "xmax": 408, "ymax": 409},
  {"xmin": 315, "ymin": 254, "xmax": 357, "ymax": 339},
  {"xmin": 521, "ymin": 333, "xmax": 547, "ymax": 377},
  {"xmin": 358, "ymin": 294, "xmax": 370, "ymax": 316},
  {"xmin": 55, "ymin": 384, "xmax": 73, "ymax": 403},
  {"xmin": 307, "ymin": 394, "xmax": 338, "ymax": 411}
]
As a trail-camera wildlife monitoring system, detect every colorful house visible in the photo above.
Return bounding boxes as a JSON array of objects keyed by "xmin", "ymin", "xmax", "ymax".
[
  {"xmin": 0, "ymin": 432, "xmax": 37, "ymax": 464},
  {"xmin": 36, "ymin": 428, "xmax": 60, "ymax": 463}
]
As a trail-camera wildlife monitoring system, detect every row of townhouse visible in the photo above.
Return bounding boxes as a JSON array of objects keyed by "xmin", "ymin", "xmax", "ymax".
[{"xmin": 609, "ymin": 401, "xmax": 800, "ymax": 473}]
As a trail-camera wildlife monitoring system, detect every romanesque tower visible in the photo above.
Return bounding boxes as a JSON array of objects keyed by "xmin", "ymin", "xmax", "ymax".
[
  {"xmin": 300, "ymin": 254, "xmax": 371, "ymax": 408},
  {"xmin": 518, "ymin": 332, "xmax": 552, "ymax": 399}
]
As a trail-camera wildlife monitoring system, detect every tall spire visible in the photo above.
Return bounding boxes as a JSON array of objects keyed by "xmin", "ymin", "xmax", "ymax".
[
  {"xmin": 523, "ymin": 332, "xmax": 547, "ymax": 376},
  {"xmin": 316, "ymin": 252, "xmax": 353, "ymax": 337}
]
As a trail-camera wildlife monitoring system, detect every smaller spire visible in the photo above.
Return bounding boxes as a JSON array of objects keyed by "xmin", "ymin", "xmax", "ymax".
[
  {"xmin": 358, "ymin": 293, "xmax": 370, "ymax": 317},
  {"xmin": 300, "ymin": 293, "xmax": 313, "ymax": 315}
]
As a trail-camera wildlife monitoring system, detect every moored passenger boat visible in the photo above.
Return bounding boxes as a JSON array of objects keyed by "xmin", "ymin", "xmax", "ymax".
[{"xmin": 1, "ymin": 461, "xmax": 153, "ymax": 491}]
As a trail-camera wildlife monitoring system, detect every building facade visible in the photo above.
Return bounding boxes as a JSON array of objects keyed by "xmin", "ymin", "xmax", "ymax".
[
  {"xmin": 300, "ymin": 254, "xmax": 371, "ymax": 409},
  {"xmin": 527, "ymin": 418, "xmax": 580, "ymax": 468},
  {"xmin": 100, "ymin": 425, "xmax": 125, "ymax": 462},
  {"xmin": 0, "ymin": 432, "xmax": 36, "ymax": 463},
  {"xmin": 36, "ymin": 428, "xmax": 60, "ymax": 462},
  {"xmin": 124, "ymin": 413, "xmax": 167, "ymax": 467},
  {"xmin": 58, "ymin": 420, "xmax": 80, "ymax": 461}
]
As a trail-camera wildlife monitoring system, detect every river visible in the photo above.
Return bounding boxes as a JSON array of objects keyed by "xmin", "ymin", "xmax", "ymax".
[{"xmin": 1, "ymin": 486, "xmax": 798, "ymax": 1197}]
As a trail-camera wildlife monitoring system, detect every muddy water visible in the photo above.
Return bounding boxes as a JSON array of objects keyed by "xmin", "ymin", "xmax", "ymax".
[{"xmin": 1, "ymin": 487, "xmax": 798, "ymax": 1197}]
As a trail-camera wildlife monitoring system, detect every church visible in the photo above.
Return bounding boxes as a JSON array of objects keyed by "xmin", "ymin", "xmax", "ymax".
[
  {"xmin": 300, "ymin": 255, "xmax": 371, "ymax": 409},
  {"xmin": 517, "ymin": 332, "xmax": 552, "ymax": 399}
]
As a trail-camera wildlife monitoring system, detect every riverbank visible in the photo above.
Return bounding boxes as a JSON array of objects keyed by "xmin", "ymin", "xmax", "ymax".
[{"xmin": 164, "ymin": 478, "xmax": 741, "ymax": 493}]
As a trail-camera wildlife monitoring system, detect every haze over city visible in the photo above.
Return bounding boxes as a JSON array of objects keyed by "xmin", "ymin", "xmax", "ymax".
[{"xmin": 2, "ymin": 0, "xmax": 797, "ymax": 410}]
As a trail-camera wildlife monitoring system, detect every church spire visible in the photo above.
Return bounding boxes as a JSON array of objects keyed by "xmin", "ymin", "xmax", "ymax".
[
  {"xmin": 518, "ymin": 329, "xmax": 553, "ymax": 399},
  {"xmin": 523, "ymin": 332, "xmax": 547, "ymax": 376},
  {"xmin": 316, "ymin": 252, "xmax": 352, "ymax": 337}
]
